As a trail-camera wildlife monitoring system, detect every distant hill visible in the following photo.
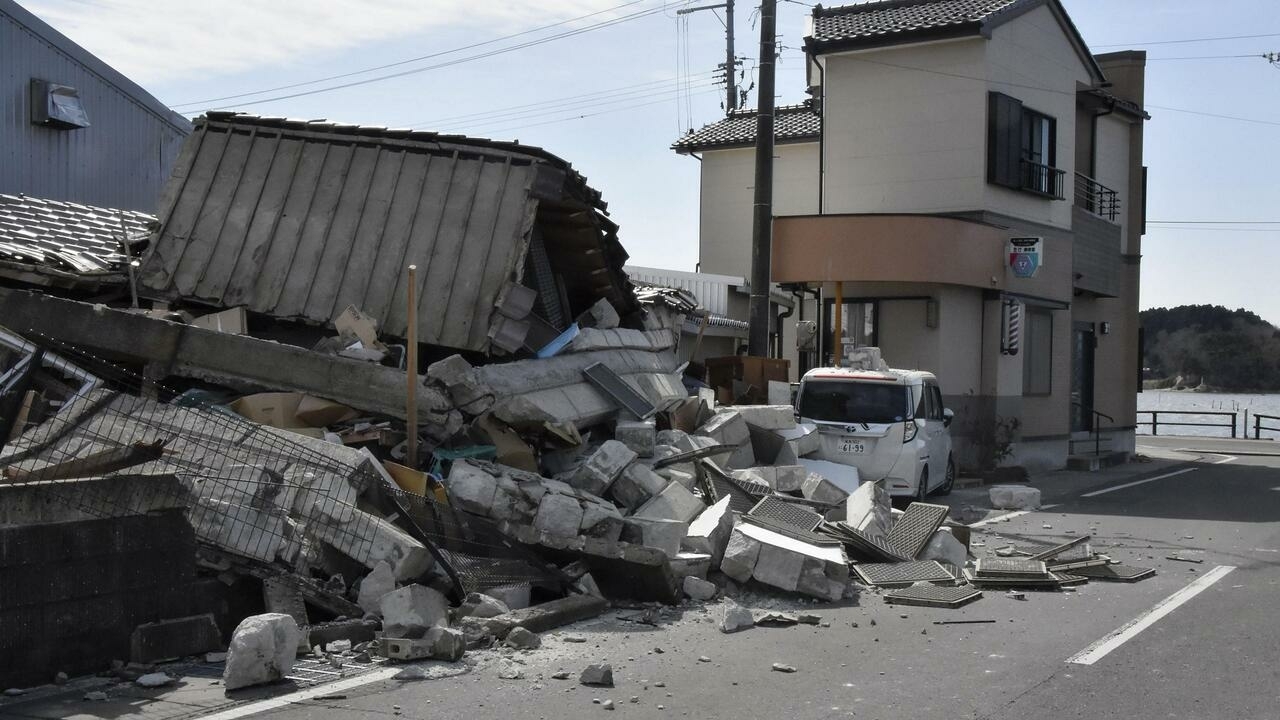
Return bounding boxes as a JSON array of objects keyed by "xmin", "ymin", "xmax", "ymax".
[{"xmin": 1141, "ymin": 305, "xmax": 1280, "ymax": 392}]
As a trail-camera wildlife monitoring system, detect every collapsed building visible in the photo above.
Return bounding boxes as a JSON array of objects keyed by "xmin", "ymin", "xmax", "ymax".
[{"xmin": 0, "ymin": 113, "xmax": 1153, "ymax": 694}]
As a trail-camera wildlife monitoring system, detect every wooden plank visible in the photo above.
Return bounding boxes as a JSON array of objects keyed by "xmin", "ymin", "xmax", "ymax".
[
  {"xmin": 171, "ymin": 130, "xmax": 255, "ymax": 297},
  {"xmin": 224, "ymin": 137, "xmax": 305, "ymax": 308},
  {"xmin": 325, "ymin": 148, "xmax": 405, "ymax": 321},
  {"xmin": 302, "ymin": 144, "xmax": 382, "ymax": 320},
  {"xmin": 404, "ymin": 155, "xmax": 483, "ymax": 345},
  {"xmin": 360, "ymin": 152, "xmax": 434, "ymax": 331},
  {"xmin": 249, "ymin": 142, "xmax": 330, "ymax": 314},
  {"xmin": 273, "ymin": 143, "xmax": 356, "ymax": 319},
  {"xmin": 466, "ymin": 163, "xmax": 539, "ymax": 349},
  {"xmin": 194, "ymin": 131, "xmax": 279, "ymax": 303}
]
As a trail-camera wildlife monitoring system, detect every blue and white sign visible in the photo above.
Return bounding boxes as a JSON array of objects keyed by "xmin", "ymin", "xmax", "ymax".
[{"xmin": 1008, "ymin": 236, "xmax": 1043, "ymax": 279}]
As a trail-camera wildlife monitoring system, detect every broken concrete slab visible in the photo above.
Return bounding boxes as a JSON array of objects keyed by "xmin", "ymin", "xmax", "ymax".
[
  {"xmin": 696, "ymin": 410, "xmax": 750, "ymax": 447},
  {"xmin": 622, "ymin": 517, "xmax": 689, "ymax": 558},
  {"xmin": 457, "ymin": 592, "xmax": 510, "ymax": 620},
  {"xmin": 309, "ymin": 512, "xmax": 433, "ymax": 583},
  {"xmin": 800, "ymin": 471, "xmax": 851, "ymax": 506},
  {"xmin": 565, "ymin": 440, "xmax": 637, "ymax": 496},
  {"xmin": 658, "ymin": 467, "xmax": 696, "ymax": 491},
  {"xmin": 608, "ymin": 462, "xmax": 668, "ymax": 511},
  {"xmin": 989, "ymin": 484, "xmax": 1041, "ymax": 510},
  {"xmin": 356, "ymin": 561, "xmax": 395, "ymax": 616},
  {"xmin": 443, "ymin": 461, "xmax": 499, "ymax": 515},
  {"xmin": 223, "ymin": 614, "xmax": 300, "ymax": 690},
  {"xmin": 426, "ymin": 355, "xmax": 495, "ymax": 416},
  {"xmin": 379, "ymin": 585, "xmax": 449, "ymax": 639},
  {"xmin": 534, "ymin": 493, "xmax": 586, "ymax": 538},
  {"xmin": 720, "ymin": 528, "xmax": 762, "ymax": 583},
  {"xmin": 719, "ymin": 600, "xmax": 754, "ymax": 633},
  {"xmin": 726, "ymin": 443, "xmax": 756, "ymax": 470},
  {"xmin": 920, "ymin": 529, "xmax": 967, "ymax": 568},
  {"xmin": 670, "ymin": 551, "xmax": 712, "ymax": 582},
  {"xmin": 503, "ymin": 627, "xmax": 542, "ymax": 650},
  {"xmin": 632, "ymin": 481, "xmax": 705, "ymax": 524},
  {"xmin": 580, "ymin": 663, "xmax": 614, "ymax": 687},
  {"xmin": 845, "ymin": 481, "xmax": 893, "ymax": 540},
  {"xmin": 797, "ymin": 458, "xmax": 860, "ymax": 496},
  {"xmin": 466, "ymin": 594, "xmax": 610, "ymax": 639},
  {"xmin": 129, "ymin": 614, "xmax": 222, "ymax": 664},
  {"xmin": 732, "ymin": 405, "xmax": 797, "ymax": 431},
  {"xmin": 736, "ymin": 522, "xmax": 849, "ymax": 601},
  {"xmin": 614, "ymin": 419, "xmax": 656, "ymax": 458},
  {"xmin": 681, "ymin": 496, "xmax": 734, "ymax": 566}
]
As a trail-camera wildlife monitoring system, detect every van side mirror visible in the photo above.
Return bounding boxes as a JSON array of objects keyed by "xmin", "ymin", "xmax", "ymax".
[{"xmin": 943, "ymin": 408, "xmax": 954, "ymax": 428}]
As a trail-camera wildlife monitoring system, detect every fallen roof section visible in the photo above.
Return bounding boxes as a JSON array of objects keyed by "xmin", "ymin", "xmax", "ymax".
[
  {"xmin": 137, "ymin": 112, "xmax": 637, "ymax": 354},
  {"xmin": 0, "ymin": 193, "xmax": 154, "ymax": 289}
]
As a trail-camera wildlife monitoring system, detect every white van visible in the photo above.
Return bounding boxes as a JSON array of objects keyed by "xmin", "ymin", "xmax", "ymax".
[{"xmin": 795, "ymin": 366, "xmax": 955, "ymax": 499}]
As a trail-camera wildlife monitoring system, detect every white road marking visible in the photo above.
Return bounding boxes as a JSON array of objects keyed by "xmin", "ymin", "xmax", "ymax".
[
  {"xmin": 1080, "ymin": 467, "xmax": 1198, "ymax": 498},
  {"xmin": 1213, "ymin": 454, "xmax": 1238, "ymax": 465},
  {"xmin": 970, "ymin": 504, "xmax": 1061, "ymax": 527},
  {"xmin": 195, "ymin": 666, "xmax": 402, "ymax": 720},
  {"xmin": 1067, "ymin": 565, "xmax": 1236, "ymax": 665}
]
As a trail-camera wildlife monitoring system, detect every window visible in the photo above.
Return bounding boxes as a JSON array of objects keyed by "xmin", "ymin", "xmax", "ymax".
[
  {"xmin": 987, "ymin": 92, "xmax": 1063, "ymax": 199},
  {"xmin": 1023, "ymin": 307, "xmax": 1053, "ymax": 396},
  {"xmin": 798, "ymin": 381, "xmax": 908, "ymax": 424}
]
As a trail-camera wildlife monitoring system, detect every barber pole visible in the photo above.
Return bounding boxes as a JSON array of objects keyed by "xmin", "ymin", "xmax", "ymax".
[{"xmin": 1001, "ymin": 299, "xmax": 1021, "ymax": 355}]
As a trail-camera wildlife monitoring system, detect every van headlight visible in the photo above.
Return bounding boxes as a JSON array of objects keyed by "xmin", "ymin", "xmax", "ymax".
[{"xmin": 903, "ymin": 419, "xmax": 919, "ymax": 443}]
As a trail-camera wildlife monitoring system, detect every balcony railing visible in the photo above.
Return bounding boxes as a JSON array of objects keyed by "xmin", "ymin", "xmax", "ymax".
[
  {"xmin": 1074, "ymin": 172, "xmax": 1120, "ymax": 221},
  {"xmin": 1019, "ymin": 160, "xmax": 1065, "ymax": 199}
]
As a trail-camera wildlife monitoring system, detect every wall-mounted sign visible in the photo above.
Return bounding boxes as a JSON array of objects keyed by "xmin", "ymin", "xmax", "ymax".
[{"xmin": 1008, "ymin": 236, "xmax": 1042, "ymax": 278}]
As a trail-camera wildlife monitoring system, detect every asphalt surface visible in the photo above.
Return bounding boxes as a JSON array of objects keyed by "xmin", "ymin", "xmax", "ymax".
[{"xmin": 147, "ymin": 445, "xmax": 1280, "ymax": 720}]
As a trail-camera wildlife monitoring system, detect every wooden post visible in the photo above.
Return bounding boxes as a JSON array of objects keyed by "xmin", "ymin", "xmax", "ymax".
[
  {"xmin": 690, "ymin": 312, "xmax": 710, "ymax": 361},
  {"xmin": 833, "ymin": 280, "xmax": 844, "ymax": 364},
  {"xmin": 406, "ymin": 265, "xmax": 419, "ymax": 468}
]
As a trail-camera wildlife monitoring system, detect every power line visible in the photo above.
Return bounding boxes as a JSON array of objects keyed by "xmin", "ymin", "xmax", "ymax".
[
  {"xmin": 1146, "ymin": 54, "xmax": 1263, "ymax": 61},
  {"xmin": 1149, "ymin": 221, "xmax": 1280, "ymax": 224},
  {"xmin": 171, "ymin": 0, "xmax": 650, "ymax": 108},
  {"xmin": 473, "ymin": 85, "xmax": 724, "ymax": 137},
  {"xmin": 1146, "ymin": 104, "xmax": 1280, "ymax": 127},
  {"xmin": 187, "ymin": 4, "xmax": 671, "ymax": 111},
  {"xmin": 1094, "ymin": 31, "xmax": 1280, "ymax": 48}
]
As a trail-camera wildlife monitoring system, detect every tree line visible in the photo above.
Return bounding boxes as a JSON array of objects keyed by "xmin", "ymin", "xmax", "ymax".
[{"xmin": 1142, "ymin": 305, "xmax": 1280, "ymax": 392}]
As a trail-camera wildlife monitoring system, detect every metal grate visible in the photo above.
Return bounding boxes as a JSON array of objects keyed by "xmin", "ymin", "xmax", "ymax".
[
  {"xmin": 884, "ymin": 583, "xmax": 983, "ymax": 608},
  {"xmin": 1030, "ymin": 535, "xmax": 1091, "ymax": 561},
  {"xmin": 1051, "ymin": 572, "xmax": 1089, "ymax": 587},
  {"xmin": 884, "ymin": 502, "xmax": 948, "ymax": 559},
  {"xmin": 853, "ymin": 560, "xmax": 954, "ymax": 587},
  {"xmin": 1047, "ymin": 556, "xmax": 1109, "ymax": 571},
  {"xmin": 1072, "ymin": 564, "xmax": 1155, "ymax": 582},
  {"xmin": 962, "ymin": 568, "xmax": 1060, "ymax": 588},
  {"xmin": 748, "ymin": 495, "xmax": 823, "ymax": 532},
  {"xmin": 700, "ymin": 459, "xmax": 769, "ymax": 514},
  {"xmin": 821, "ymin": 522, "xmax": 907, "ymax": 563},
  {"xmin": 740, "ymin": 514, "xmax": 842, "ymax": 547},
  {"xmin": 975, "ymin": 557, "xmax": 1050, "ymax": 577}
]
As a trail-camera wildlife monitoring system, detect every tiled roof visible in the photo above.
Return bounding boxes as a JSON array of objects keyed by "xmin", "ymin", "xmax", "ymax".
[
  {"xmin": 809, "ymin": 0, "xmax": 1026, "ymax": 49},
  {"xmin": 672, "ymin": 104, "xmax": 822, "ymax": 152},
  {"xmin": 0, "ymin": 193, "xmax": 155, "ymax": 278}
]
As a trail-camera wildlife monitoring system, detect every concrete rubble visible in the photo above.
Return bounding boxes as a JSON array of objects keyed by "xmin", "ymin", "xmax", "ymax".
[{"xmin": 222, "ymin": 614, "xmax": 300, "ymax": 690}]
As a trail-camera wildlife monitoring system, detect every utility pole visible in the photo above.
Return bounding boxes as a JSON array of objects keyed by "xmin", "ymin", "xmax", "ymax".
[
  {"xmin": 675, "ymin": 1, "xmax": 738, "ymax": 113},
  {"xmin": 747, "ymin": 0, "xmax": 776, "ymax": 357}
]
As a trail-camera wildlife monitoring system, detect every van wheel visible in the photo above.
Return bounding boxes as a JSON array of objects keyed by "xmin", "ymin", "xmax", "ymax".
[
  {"xmin": 936, "ymin": 456, "xmax": 956, "ymax": 496},
  {"xmin": 916, "ymin": 468, "xmax": 930, "ymax": 501}
]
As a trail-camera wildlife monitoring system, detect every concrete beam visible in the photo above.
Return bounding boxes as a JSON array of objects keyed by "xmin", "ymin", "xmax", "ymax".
[{"xmin": 0, "ymin": 289, "xmax": 451, "ymax": 424}]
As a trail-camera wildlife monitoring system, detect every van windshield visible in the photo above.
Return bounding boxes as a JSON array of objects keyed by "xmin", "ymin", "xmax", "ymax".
[{"xmin": 798, "ymin": 380, "xmax": 909, "ymax": 424}]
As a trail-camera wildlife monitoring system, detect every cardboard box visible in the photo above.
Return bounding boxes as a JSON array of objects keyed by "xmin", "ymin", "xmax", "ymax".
[{"xmin": 229, "ymin": 392, "xmax": 356, "ymax": 429}]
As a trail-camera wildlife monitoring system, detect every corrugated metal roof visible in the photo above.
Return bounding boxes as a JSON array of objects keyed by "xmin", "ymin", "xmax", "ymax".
[
  {"xmin": 137, "ymin": 113, "xmax": 636, "ymax": 354},
  {"xmin": 0, "ymin": 192, "xmax": 154, "ymax": 284}
]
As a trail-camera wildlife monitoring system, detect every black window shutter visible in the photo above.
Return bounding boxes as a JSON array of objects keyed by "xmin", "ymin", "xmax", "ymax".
[{"xmin": 987, "ymin": 91, "xmax": 1023, "ymax": 188}]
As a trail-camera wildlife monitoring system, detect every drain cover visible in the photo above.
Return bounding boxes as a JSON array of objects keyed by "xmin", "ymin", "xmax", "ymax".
[
  {"xmin": 884, "ymin": 583, "xmax": 983, "ymax": 608},
  {"xmin": 963, "ymin": 568, "xmax": 1060, "ymax": 588},
  {"xmin": 1051, "ymin": 572, "xmax": 1089, "ymax": 587},
  {"xmin": 1072, "ymin": 564, "xmax": 1156, "ymax": 582},
  {"xmin": 823, "ymin": 522, "xmax": 908, "ymax": 563},
  {"xmin": 1030, "ymin": 535, "xmax": 1092, "ymax": 561},
  {"xmin": 1048, "ymin": 556, "xmax": 1109, "ymax": 571},
  {"xmin": 884, "ymin": 502, "xmax": 949, "ymax": 559},
  {"xmin": 748, "ymin": 495, "xmax": 823, "ymax": 532},
  {"xmin": 741, "ymin": 514, "xmax": 842, "ymax": 547},
  {"xmin": 975, "ymin": 557, "xmax": 1050, "ymax": 577},
  {"xmin": 853, "ymin": 560, "xmax": 954, "ymax": 587}
]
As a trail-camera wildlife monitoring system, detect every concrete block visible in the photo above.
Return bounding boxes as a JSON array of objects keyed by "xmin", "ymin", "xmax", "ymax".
[
  {"xmin": 223, "ymin": 613, "xmax": 300, "ymax": 690},
  {"xmin": 615, "ymin": 420, "xmax": 657, "ymax": 458},
  {"xmin": 719, "ymin": 600, "xmax": 754, "ymax": 633},
  {"xmin": 379, "ymin": 585, "xmax": 449, "ymax": 639},
  {"xmin": 681, "ymin": 496, "xmax": 734, "ymax": 565},
  {"xmin": 670, "ymin": 551, "xmax": 712, "ymax": 582},
  {"xmin": 382, "ymin": 626, "xmax": 466, "ymax": 662},
  {"xmin": 798, "ymin": 457, "xmax": 861, "ymax": 494},
  {"xmin": 609, "ymin": 462, "xmax": 668, "ymax": 511},
  {"xmin": 533, "ymin": 493, "xmax": 585, "ymax": 538},
  {"xmin": 622, "ymin": 517, "xmax": 688, "ymax": 558},
  {"xmin": 656, "ymin": 429, "xmax": 690, "ymax": 447},
  {"xmin": 582, "ymin": 298, "xmax": 620, "ymax": 329},
  {"xmin": 445, "ymin": 461, "xmax": 499, "ymax": 515},
  {"xmin": 503, "ymin": 626, "xmax": 542, "ymax": 650},
  {"xmin": 565, "ymin": 440, "xmax": 636, "ymax": 497},
  {"xmin": 356, "ymin": 561, "xmax": 395, "ymax": 616},
  {"xmin": 920, "ymin": 529, "xmax": 967, "ymax": 567},
  {"xmin": 796, "ymin": 557, "xmax": 848, "ymax": 602},
  {"xmin": 737, "ymin": 522, "xmax": 849, "ymax": 600},
  {"xmin": 752, "ymin": 542, "xmax": 806, "ymax": 592},
  {"xmin": 696, "ymin": 410, "xmax": 750, "ymax": 447},
  {"xmin": 310, "ymin": 512, "xmax": 433, "ymax": 582},
  {"xmin": 845, "ymin": 481, "xmax": 893, "ymax": 540},
  {"xmin": 426, "ymin": 355, "xmax": 494, "ymax": 416},
  {"xmin": 768, "ymin": 380, "xmax": 792, "ymax": 406},
  {"xmin": 659, "ymin": 467, "xmax": 697, "ymax": 490},
  {"xmin": 487, "ymin": 584, "xmax": 532, "ymax": 611},
  {"xmin": 579, "ymin": 497, "xmax": 624, "ymax": 541},
  {"xmin": 773, "ymin": 465, "xmax": 806, "ymax": 493},
  {"xmin": 130, "ymin": 614, "xmax": 221, "ymax": 664},
  {"xmin": 720, "ymin": 528, "xmax": 761, "ymax": 582},
  {"xmin": 632, "ymin": 481, "xmax": 706, "ymax": 524},
  {"xmin": 799, "ymin": 472, "xmax": 850, "ymax": 506},
  {"xmin": 989, "ymin": 484, "xmax": 1041, "ymax": 510},
  {"xmin": 683, "ymin": 576, "xmax": 717, "ymax": 601},
  {"xmin": 774, "ymin": 423, "xmax": 821, "ymax": 456},
  {"xmin": 458, "ymin": 592, "xmax": 510, "ymax": 620},
  {"xmin": 733, "ymin": 405, "xmax": 797, "ymax": 431},
  {"xmin": 725, "ymin": 443, "xmax": 756, "ymax": 470},
  {"xmin": 580, "ymin": 663, "xmax": 614, "ymax": 686}
]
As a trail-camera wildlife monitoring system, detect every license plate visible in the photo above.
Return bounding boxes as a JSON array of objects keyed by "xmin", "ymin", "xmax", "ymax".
[{"xmin": 839, "ymin": 438, "xmax": 866, "ymax": 455}]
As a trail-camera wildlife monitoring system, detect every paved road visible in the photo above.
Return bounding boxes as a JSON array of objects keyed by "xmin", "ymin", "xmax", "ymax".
[{"xmin": 174, "ymin": 446, "xmax": 1280, "ymax": 720}]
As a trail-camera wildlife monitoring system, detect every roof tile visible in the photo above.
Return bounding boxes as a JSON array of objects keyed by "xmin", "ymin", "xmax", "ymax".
[
  {"xmin": 0, "ymin": 193, "xmax": 154, "ymax": 275},
  {"xmin": 672, "ymin": 103, "xmax": 821, "ymax": 152},
  {"xmin": 810, "ymin": 0, "xmax": 1024, "ymax": 47}
]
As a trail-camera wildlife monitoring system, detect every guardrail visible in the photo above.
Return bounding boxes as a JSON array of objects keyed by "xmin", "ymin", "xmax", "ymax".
[
  {"xmin": 1136, "ymin": 410, "xmax": 1237, "ymax": 438},
  {"xmin": 1253, "ymin": 413, "xmax": 1280, "ymax": 439}
]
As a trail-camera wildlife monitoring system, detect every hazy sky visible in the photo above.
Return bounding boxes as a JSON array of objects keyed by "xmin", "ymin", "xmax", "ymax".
[{"xmin": 26, "ymin": 0, "xmax": 1280, "ymax": 322}]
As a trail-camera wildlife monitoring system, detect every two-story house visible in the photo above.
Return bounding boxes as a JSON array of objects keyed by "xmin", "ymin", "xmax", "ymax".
[{"xmin": 673, "ymin": 0, "xmax": 1148, "ymax": 472}]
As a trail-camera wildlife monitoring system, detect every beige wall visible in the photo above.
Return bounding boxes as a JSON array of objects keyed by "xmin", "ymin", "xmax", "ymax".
[
  {"xmin": 697, "ymin": 143, "xmax": 819, "ymax": 278},
  {"xmin": 1093, "ymin": 114, "xmax": 1133, "ymax": 242},
  {"xmin": 981, "ymin": 4, "xmax": 1094, "ymax": 229}
]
